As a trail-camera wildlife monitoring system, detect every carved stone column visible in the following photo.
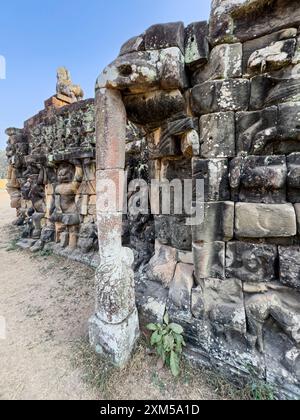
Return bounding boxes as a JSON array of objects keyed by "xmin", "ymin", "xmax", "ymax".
[{"xmin": 89, "ymin": 87, "xmax": 140, "ymax": 366}]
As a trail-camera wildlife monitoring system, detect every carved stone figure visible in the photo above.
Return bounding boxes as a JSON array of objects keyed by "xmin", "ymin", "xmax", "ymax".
[{"xmin": 56, "ymin": 67, "xmax": 84, "ymax": 102}]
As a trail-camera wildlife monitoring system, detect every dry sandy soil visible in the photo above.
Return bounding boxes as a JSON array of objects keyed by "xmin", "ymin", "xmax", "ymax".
[{"xmin": 0, "ymin": 190, "xmax": 231, "ymax": 401}]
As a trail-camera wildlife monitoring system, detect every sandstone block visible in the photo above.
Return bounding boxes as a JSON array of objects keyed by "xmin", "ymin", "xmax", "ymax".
[
  {"xmin": 200, "ymin": 112, "xmax": 236, "ymax": 158},
  {"xmin": 230, "ymin": 155, "xmax": 287, "ymax": 203},
  {"xmin": 155, "ymin": 215, "xmax": 192, "ymax": 251},
  {"xmin": 193, "ymin": 241, "xmax": 225, "ymax": 281},
  {"xmin": 193, "ymin": 43, "xmax": 242, "ymax": 84},
  {"xmin": 226, "ymin": 241, "xmax": 277, "ymax": 282},
  {"xmin": 168, "ymin": 263, "xmax": 194, "ymax": 314},
  {"xmin": 192, "ymin": 158, "xmax": 229, "ymax": 202},
  {"xmin": 203, "ymin": 277, "xmax": 246, "ymax": 336},
  {"xmin": 287, "ymin": 153, "xmax": 300, "ymax": 203},
  {"xmin": 95, "ymin": 89, "xmax": 126, "ymax": 170},
  {"xmin": 235, "ymin": 203, "xmax": 297, "ymax": 238},
  {"xmin": 97, "ymin": 48, "xmax": 186, "ymax": 94},
  {"xmin": 279, "ymin": 246, "xmax": 300, "ymax": 291},
  {"xmin": 242, "ymin": 28, "xmax": 298, "ymax": 73},
  {"xmin": 295, "ymin": 203, "xmax": 300, "ymax": 233},
  {"xmin": 191, "ymin": 79, "xmax": 250, "ymax": 115},
  {"xmin": 248, "ymin": 39, "xmax": 296, "ymax": 74},
  {"xmin": 184, "ymin": 21, "xmax": 209, "ymax": 69},
  {"xmin": 192, "ymin": 201, "xmax": 234, "ymax": 242},
  {"xmin": 145, "ymin": 22, "xmax": 185, "ymax": 53},
  {"xmin": 124, "ymin": 90, "xmax": 186, "ymax": 126},
  {"xmin": 147, "ymin": 243, "xmax": 177, "ymax": 287},
  {"xmin": 235, "ymin": 107, "xmax": 278, "ymax": 155}
]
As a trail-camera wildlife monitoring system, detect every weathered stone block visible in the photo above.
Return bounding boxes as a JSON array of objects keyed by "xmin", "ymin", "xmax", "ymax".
[
  {"xmin": 96, "ymin": 169, "xmax": 125, "ymax": 213},
  {"xmin": 136, "ymin": 279, "xmax": 168, "ymax": 325},
  {"xmin": 208, "ymin": 0, "xmax": 244, "ymax": 46},
  {"xmin": 147, "ymin": 242, "xmax": 177, "ymax": 287},
  {"xmin": 248, "ymin": 39, "xmax": 296, "ymax": 74},
  {"xmin": 97, "ymin": 48, "xmax": 186, "ymax": 94},
  {"xmin": 230, "ymin": 155, "xmax": 287, "ymax": 203},
  {"xmin": 236, "ymin": 107, "xmax": 278, "ymax": 155},
  {"xmin": 250, "ymin": 68, "xmax": 300, "ymax": 110},
  {"xmin": 191, "ymin": 286, "xmax": 205, "ymax": 319},
  {"xmin": 193, "ymin": 241, "xmax": 225, "ymax": 281},
  {"xmin": 192, "ymin": 158, "xmax": 230, "ymax": 202},
  {"xmin": 295, "ymin": 203, "xmax": 300, "ymax": 234},
  {"xmin": 287, "ymin": 153, "xmax": 300, "ymax": 203},
  {"xmin": 181, "ymin": 130, "xmax": 200, "ymax": 157},
  {"xmin": 119, "ymin": 35, "xmax": 145, "ymax": 56},
  {"xmin": 193, "ymin": 43, "xmax": 242, "ymax": 85},
  {"xmin": 192, "ymin": 201, "xmax": 234, "ymax": 242},
  {"xmin": 235, "ymin": 203, "xmax": 297, "ymax": 238},
  {"xmin": 226, "ymin": 241, "xmax": 277, "ymax": 282},
  {"xmin": 232, "ymin": 0, "xmax": 300, "ymax": 43},
  {"xmin": 155, "ymin": 215, "xmax": 192, "ymax": 251},
  {"xmin": 279, "ymin": 246, "xmax": 300, "ymax": 290},
  {"xmin": 124, "ymin": 90, "xmax": 186, "ymax": 126},
  {"xmin": 145, "ymin": 22, "xmax": 185, "ymax": 53},
  {"xmin": 191, "ymin": 79, "xmax": 250, "ymax": 115},
  {"xmin": 184, "ymin": 21, "xmax": 209, "ymax": 69},
  {"xmin": 203, "ymin": 277, "xmax": 247, "ymax": 337},
  {"xmin": 200, "ymin": 112, "xmax": 236, "ymax": 158},
  {"xmin": 89, "ymin": 308, "xmax": 140, "ymax": 367},
  {"xmin": 242, "ymin": 28, "xmax": 298, "ymax": 73},
  {"xmin": 168, "ymin": 263, "xmax": 194, "ymax": 315},
  {"xmin": 95, "ymin": 89, "xmax": 126, "ymax": 170}
]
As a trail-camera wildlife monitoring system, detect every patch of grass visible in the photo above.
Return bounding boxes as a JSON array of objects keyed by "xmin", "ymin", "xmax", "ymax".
[
  {"xmin": 6, "ymin": 239, "xmax": 19, "ymax": 252},
  {"xmin": 39, "ymin": 249, "xmax": 53, "ymax": 258},
  {"xmin": 71, "ymin": 338, "xmax": 115, "ymax": 397},
  {"xmin": 151, "ymin": 372, "xmax": 167, "ymax": 394}
]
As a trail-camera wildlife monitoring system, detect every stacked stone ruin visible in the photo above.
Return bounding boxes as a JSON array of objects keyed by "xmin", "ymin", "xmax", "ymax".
[{"xmin": 6, "ymin": 0, "xmax": 300, "ymax": 398}]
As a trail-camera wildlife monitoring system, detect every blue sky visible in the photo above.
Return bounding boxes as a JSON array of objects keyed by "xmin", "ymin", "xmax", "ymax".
[{"xmin": 0, "ymin": 0, "xmax": 211, "ymax": 149}]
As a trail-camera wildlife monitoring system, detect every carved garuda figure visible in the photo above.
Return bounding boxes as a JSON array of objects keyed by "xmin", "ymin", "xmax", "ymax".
[{"xmin": 56, "ymin": 67, "xmax": 84, "ymax": 102}]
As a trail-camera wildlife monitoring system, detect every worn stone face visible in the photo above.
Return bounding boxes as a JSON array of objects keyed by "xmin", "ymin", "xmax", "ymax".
[
  {"xmin": 191, "ymin": 79, "xmax": 250, "ymax": 115},
  {"xmin": 200, "ymin": 112, "xmax": 236, "ymax": 158},
  {"xmin": 230, "ymin": 155, "xmax": 287, "ymax": 203},
  {"xmin": 235, "ymin": 203, "xmax": 297, "ymax": 238},
  {"xmin": 226, "ymin": 241, "xmax": 277, "ymax": 282},
  {"xmin": 279, "ymin": 246, "xmax": 300, "ymax": 290},
  {"xmin": 192, "ymin": 43, "xmax": 242, "ymax": 85}
]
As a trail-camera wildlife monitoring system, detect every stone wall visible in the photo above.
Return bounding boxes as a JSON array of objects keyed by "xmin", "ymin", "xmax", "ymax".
[{"xmin": 6, "ymin": 0, "xmax": 300, "ymax": 398}]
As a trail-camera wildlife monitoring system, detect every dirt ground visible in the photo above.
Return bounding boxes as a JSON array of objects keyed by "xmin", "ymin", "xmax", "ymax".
[{"xmin": 0, "ymin": 190, "xmax": 229, "ymax": 401}]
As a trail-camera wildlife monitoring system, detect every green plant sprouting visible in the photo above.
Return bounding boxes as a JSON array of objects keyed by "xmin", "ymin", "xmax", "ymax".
[{"xmin": 147, "ymin": 313, "xmax": 186, "ymax": 377}]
